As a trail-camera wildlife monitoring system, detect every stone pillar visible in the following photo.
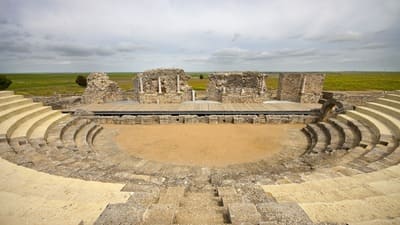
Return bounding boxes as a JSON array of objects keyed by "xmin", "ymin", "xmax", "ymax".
[
  {"xmin": 222, "ymin": 87, "xmax": 226, "ymax": 94},
  {"xmin": 139, "ymin": 77, "xmax": 144, "ymax": 93},
  {"xmin": 260, "ymin": 75, "xmax": 265, "ymax": 94},
  {"xmin": 158, "ymin": 76, "xmax": 162, "ymax": 94},
  {"xmin": 301, "ymin": 76, "xmax": 306, "ymax": 94},
  {"xmin": 177, "ymin": 74, "xmax": 181, "ymax": 93},
  {"xmin": 192, "ymin": 90, "xmax": 196, "ymax": 102}
]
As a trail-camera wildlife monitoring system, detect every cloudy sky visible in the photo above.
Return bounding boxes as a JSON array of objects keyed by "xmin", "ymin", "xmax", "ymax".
[{"xmin": 0, "ymin": 0, "xmax": 399, "ymax": 72}]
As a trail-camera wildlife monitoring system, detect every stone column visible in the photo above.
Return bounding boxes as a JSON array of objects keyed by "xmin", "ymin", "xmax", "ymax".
[
  {"xmin": 192, "ymin": 90, "xmax": 196, "ymax": 102},
  {"xmin": 177, "ymin": 74, "xmax": 181, "ymax": 93},
  {"xmin": 139, "ymin": 77, "xmax": 144, "ymax": 93},
  {"xmin": 301, "ymin": 76, "xmax": 306, "ymax": 94},
  {"xmin": 158, "ymin": 76, "xmax": 162, "ymax": 94},
  {"xmin": 260, "ymin": 75, "xmax": 265, "ymax": 94}
]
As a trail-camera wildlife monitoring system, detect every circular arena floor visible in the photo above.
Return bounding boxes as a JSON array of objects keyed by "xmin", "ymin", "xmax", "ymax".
[{"xmin": 104, "ymin": 123, "xmax": 304, "ymax": 167}]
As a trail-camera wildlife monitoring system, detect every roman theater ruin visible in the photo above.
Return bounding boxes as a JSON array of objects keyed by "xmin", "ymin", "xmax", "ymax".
[{"xmin": 0, "ymin": 69, "xmax": 399, "ymax": 225}]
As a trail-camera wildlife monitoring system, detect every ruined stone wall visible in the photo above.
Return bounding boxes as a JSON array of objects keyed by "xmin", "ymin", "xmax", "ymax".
[
  {"xmin": 277, "ymin": 73, "xmax": 325, "ymax": 103},
  {"xmin": 87, "ymin": 114, "xmax": 318, "ymax": 125},
  {"xmin": 207, "ymin": 72, "xmax": 267, "ymax": 103},
  {"xmin": 82, "ymin": 72, "xmax": 123, "ymax": 104},
  {"xmin": 133, "ymin": 68, "xmax": 192, "ymax": 103}
]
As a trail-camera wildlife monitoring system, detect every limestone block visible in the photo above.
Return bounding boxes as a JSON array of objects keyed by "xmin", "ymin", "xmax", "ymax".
[{"xmin": 228, "ymin": 203, "xmax": 261, "ymax": 225}]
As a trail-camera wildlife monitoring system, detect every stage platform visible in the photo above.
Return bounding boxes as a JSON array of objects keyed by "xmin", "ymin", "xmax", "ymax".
[{"xmin": 64, "ymin": 101, "xmax": 321, "ymax": 116}]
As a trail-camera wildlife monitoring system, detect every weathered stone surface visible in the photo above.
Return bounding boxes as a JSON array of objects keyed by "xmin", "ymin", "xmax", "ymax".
[
  {"xmin": 228, "ymin": 203, "xmax": 261, "ymax": 225},
  {"xmin": 83, "ymin": 72, "xmax": 123, "ymax": 104},
  {"xmin": 133, "ymin": 68, "xmax": 192, "ymax": 103},
  {"xmin": 94, "ymin": 203, "xmax": 144, "ymax": 225},
  {"xmin": 207, "ymin": 72, "xmax": 267, "ymax": 103},
  {"xmin": 278, "ymin": 73, "xmax": 325, "ymax": 103},
  {"xmin": 257, "ymin": 202, "xmax": 314, "ymax": 225}
]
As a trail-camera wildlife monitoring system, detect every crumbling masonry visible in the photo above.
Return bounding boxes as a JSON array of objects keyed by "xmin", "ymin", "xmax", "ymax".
[
  {"xmin": 82, "ymin": 72, "xmax": 123, "ymax": 104},
  {"xmin": 207, "ymin": 72, "xmax": 267, "ymax": 103},
  {"xmin": 277, "ymin": 73, "xmax": 325, "ymax": 103},
  {"xmin": 133, "ymin": 68, "xmax": 193, "ymax": 104}
]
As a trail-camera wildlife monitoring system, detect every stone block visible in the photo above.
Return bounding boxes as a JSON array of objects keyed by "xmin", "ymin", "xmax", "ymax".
[
  {"xmin": 228, "ymin": 203, "xmax": 261, "ymax": 225},
  {"xmin": 142, "ymin": 204, "xmax": 176, "ymax": 225}
]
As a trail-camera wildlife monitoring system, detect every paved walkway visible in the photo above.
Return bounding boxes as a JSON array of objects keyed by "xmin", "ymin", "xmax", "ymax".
[
  {"xmin": 0, "ymin": 158, "xmax": 130, "ymax": 225},
  {"xmin": 68, "ymin": 101, "xmax": 321, "ymax": 114}
]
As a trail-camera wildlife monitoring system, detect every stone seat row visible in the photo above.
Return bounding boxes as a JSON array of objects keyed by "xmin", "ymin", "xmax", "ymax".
[
  {"xmin": 300, "ymin": 92, "xmax": 400, "ymax": 178},
  {"xmin": 262, "ymin": 163, "xmax": 400, "ymax": 224},
  {"xmin": 0, "ymin": 91, "xmax": 69, "ymax": 143}
]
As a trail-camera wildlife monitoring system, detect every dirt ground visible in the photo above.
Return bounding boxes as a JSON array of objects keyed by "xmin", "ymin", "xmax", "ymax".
[{"xmin": 104, "ymin": 123, "xmax": 304, "ymax": 167}]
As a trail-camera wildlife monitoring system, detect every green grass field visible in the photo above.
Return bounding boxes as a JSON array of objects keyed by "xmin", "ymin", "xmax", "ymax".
[{"xmin": 1, "ymin": 72, "xmax": 399, "ymax": 96}]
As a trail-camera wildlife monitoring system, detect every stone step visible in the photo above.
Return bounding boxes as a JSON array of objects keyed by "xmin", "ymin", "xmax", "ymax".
[
  {"xmin": 356, "ymin": 105, "xmax": 400, "ymax": 140},
  {"xmin": 263, "ymin": 165, "xmax": 400, "ymax": 194},
  {"xmin": 301, "ymin": 127, "xmax": 316, "ymax": 154},
  {"xmin": 93, "ymin": 203, "xmax": 144, "ymax": 225},
  {"xmin": 338, "ymin": 114, "xmax": 377, "ymax": 147},
  {"xmin": 228, "ymin": 203, "xmax": 261, "ymax": 225},
  {"xmin": 351, "ymin": 217, "xmax": 400, "ymax": 225},
  {"xmin": 347, "ymin": 110, "xmax": 392, "ymax": 142},
  {"xmin": 299, "ymin": 193, "xmax": 400, "ymax": 224},
  {"xmin": 385, "ymin": 94, "xmax": 400, "ymax": 101},
  {"xmin": 10, "ymin": 110, "xmax": 61, "ymax": 139},
  {"xmin": 142, "ymin": 204, "xmax": 176, "ymax": 225},
  {"xmin": 0, "ymin": 102, "xmax": 42, "ymax": 122},
  {"xmin": 87, "ymin": 126, "xmax": 103, "ymax": 148},
  {"xmin": 306, "ymin": 124, "xmax": 328, "ymax": 153},
  {"xmin": 339, "ymin": 146, "xmax": 369, "ymax": 165},
  {"xmin": 328, "ymin": 118, "xmax": 357, "ymax": 149},
  {"xmin": 158, "ymin": 186, "xmax": 186, "ymax": 206},
  {"xmin": 180, "ymin": 192, "xmax": 220, "ymax": 208},
  {"xmin": 175, "ymin": 207, "xmax": 227, "ymax": 224},
  {"xmin": 0, "ymin": 106, "xmax": 51, "ymax": 138},
  {"xmin": 0, "ymin": 94, "xmax": 23, "ymax": 103},
  {"xmin": 367, "ymin": 146, "xmax": 400, "ymax": 170},
  {"xmin": 268, "ymin": 183, "xmax": 381, "ymax": 203},
  {"xmin": 366, "ymin": 102, "xmax": 400, "ymax": 121},
  {"xmin": 0, "ymin": 90, "xmax": 14, "ymax": 97},
  {"xmin": 29, "ymin": 113, "xmax": 70, "ymax": 140},
  {"xmin": 75, "ymin": 122, "xmax": 98, "ymax": 152},
  {"xmin": 61, "ymin": 119, "xmax": 90, "ymax": 148},
  {"xmin": 361, "ymin": 144, "xmax": 393, "ymax": 163},
  {"xmin": 257, "ymin": 202, "xmax": 314, "ymax": 225},
  {"xmin": 0, "ymin": 98, "xmax": 32, "ymax": 111},
  {"xmin": 318, "ymin": 122, "xmax": 343, "ymax": 150},
  {"xmin": 375, "ymin": 97, "xmax": 400, "ymax": 109}
]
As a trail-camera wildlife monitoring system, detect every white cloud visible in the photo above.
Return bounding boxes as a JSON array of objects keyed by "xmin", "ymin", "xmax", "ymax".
[{"xmin": 0, "ymin": 0, "xmax": 399, "ymax": 72}]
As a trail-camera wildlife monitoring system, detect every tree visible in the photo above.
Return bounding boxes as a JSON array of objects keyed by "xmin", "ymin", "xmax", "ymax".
[
  {"xmin": 199, "ymin": 74, "xmax": 204, "ymax": 79},
  {"xmin": 0, "ymin": 75, "xmax": 12, "ymax": 90},
  {"xmin": 75, "ymin": 75, "xmax": 87, "ymax": 87}
]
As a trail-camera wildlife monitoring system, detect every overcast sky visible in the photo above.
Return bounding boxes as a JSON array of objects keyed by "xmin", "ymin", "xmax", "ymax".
[{"xmin": 0, "ymin": 0, "xmax": 399, "ymax": 72}]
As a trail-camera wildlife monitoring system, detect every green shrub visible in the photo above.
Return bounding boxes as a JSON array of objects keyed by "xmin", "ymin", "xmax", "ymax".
[
  {"xmin": 0, "ymin": 75, "xmax": 12, "ymax": 90},
  {"xmin": 199, "ymin": 74, "xmax": 204, "ymax": 79},
  {"xmin": 75, "ymin": 75, "xmax": 87, "ymax": 87}
]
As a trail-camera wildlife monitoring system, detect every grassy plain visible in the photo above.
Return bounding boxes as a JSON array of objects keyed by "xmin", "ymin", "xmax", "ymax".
[{"xmin": 1, "ymin": 72, "xmax": 399, "ymax": 96}]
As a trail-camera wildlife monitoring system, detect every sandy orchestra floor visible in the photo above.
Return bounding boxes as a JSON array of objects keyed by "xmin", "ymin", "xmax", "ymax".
[{"xmin": 105, "ymin": 123, "xmax": 304, "ymax": 167}]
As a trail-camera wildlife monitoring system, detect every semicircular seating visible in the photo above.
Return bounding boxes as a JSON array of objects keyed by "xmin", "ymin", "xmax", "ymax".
[{"xmin": 0, "ymin": 90, "xmax": 400, "ymax": 225}]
